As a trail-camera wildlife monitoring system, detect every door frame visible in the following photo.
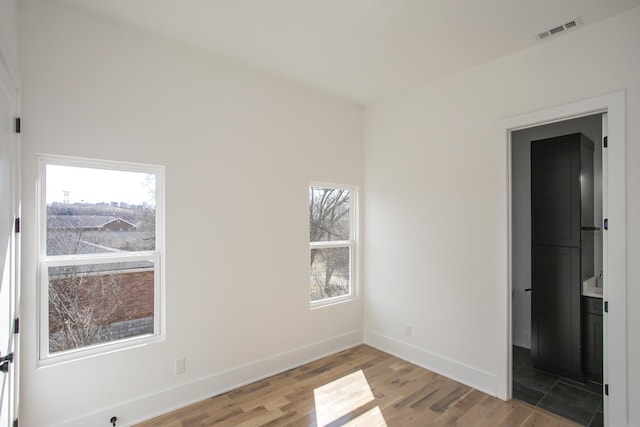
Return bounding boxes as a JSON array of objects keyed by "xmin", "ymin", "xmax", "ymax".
[
  {"xmin": 0, "ymin": 50, "xmax": 20, "ymax": 427},
  {"xmin": 496, "ymin": 91, "xmax": 627, "ymax": 426}
]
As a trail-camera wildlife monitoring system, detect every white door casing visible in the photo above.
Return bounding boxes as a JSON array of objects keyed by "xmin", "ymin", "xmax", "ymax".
[{"xmin": 0, "ymin": 54, "xmax": 19, "ymax": 427}]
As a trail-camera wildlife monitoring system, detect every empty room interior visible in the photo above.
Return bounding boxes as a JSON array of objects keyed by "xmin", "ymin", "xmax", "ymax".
[{"xmin": 1, "ymin": 0, "xmax": 639, "ymax": 426}]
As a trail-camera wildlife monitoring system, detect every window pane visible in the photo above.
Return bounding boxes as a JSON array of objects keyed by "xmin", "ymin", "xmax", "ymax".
[
  {"xmin": 46, "ymin": 164, "xmax": 156, "ymax": 255},
  {"xmin": 310, "ymin": 247, "xmax": 350, "ymax": 301},
  {"xmin": 309, "ymin": 187, "xmax": 350, "ymax": 242},
  {"xmin": 48, "ymin": 261, "xmax": 155, "ymax": 353}
]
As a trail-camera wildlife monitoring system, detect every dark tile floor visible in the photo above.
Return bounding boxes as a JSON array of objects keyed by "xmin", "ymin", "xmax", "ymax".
[{"xmin": 513, "ymin": 346, "xmax": 603, "ymax": 426}]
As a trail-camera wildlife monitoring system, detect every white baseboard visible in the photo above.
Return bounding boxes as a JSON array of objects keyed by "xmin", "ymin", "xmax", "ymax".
[
  {"xmin": 512, "ymin": 328, "xmax": 531, "ymax": 350},
  {"xmin": 364, "ymin": 329, "xmax": 497, "ymax": 397},
  {"xmin": 54, "ymin": 330, "xmax": 363, "ymax": 427}
]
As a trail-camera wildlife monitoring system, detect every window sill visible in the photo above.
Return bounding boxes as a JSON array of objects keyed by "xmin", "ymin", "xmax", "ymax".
[{"xmin": 310, "ymin": 294, "xmax": 356, "ymax": 310}]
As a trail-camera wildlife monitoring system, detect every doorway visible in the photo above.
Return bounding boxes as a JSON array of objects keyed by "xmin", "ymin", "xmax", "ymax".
[
  {"xmin": 511, "ymin": 115, "xmax": 603, "ymax": 426},
  {"xmin": 496, "ymin": 91, "xmax": 628, "ymax": 427}
]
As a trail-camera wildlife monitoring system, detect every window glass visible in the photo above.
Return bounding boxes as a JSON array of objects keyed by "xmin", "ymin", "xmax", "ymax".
[
  {"xmin": 46, "ymin": 164, "xmax": 156, "ymax": 255},
  {"xmin": 47, "ymin": 260, "xmax": 155, "ymax": 354},
  {"xmin": 310, "ymin": 247, "xmax": 351, "ymax": 301},
  {"xmin": 309, "ymin": 187, "xmax": 350, "ymax": 242}
]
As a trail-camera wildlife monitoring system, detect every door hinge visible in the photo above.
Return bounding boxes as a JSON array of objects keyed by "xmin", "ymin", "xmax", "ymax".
[
  {"xmin": 14, "ymin": 317, "xmax": 19, "ymax": 334},
  {"xmin": 13, "ymin": 418, "xmax": 18, "ymax": 427},
  {"xmin": 14, "ymin": 217, "xmax": 20, "ymax": 233},
  {"xmin": 603, "ymin": 218, "xmax": 608, "ymax": 230},
  {"xmin": 604, "ymin": 301, "xmax": 609, "ymax": 313},
  {"xmin": 605, "ymin": 384, "xmax": 609, "ymax": 396},
  {"xmin": 14, "ymin": 117, "xmax": 20, "ymax": 134},
  {"xmin": 603, "ymin": 136, "xmax": 608, "ymax": 148},
  {"xmin": 0, "ymin": 352, "xmax": 14, "ymax": 373}
]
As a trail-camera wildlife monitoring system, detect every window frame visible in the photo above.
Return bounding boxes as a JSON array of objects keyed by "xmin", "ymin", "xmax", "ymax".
[
  {"xmin": 37, "ymin": 155, "xmax": 165, "ymax": 365},
  {"xmin": 309, "ymin": 182, "xmax": 358, "ymax": 308}
]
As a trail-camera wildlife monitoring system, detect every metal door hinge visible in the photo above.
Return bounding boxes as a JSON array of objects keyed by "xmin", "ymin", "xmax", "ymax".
[
  {"xmin": 0, "ymin": 352, "xmax": 13, "ymax": 373},
  {"xmin": 603, "ymin": 136, "xmax": 608, "ymax": 148},
  {"xmin": 13, "ymin": 418, "xmax": 18, "ymax": 427},
  {"xmin": 603, "ymin": 218, "xmax": 608, "ymax": 230},
  {"xmin": 14, "ymin": 217, "xmax": 20, "ymax": 233},
  {"xmin": 14, "ymin": 317, "xmax": 19, "ymax": 334},
  {"xmin": 14, "ymin": 117, "xmax": 20, "ymax": 134},
  {"xmin": 605, "ymin": 384, "xmax": 609, "ymax": 396},
  {"xmin": 604, "ymin": 301, "xmax": 609, "ymax": 313}
]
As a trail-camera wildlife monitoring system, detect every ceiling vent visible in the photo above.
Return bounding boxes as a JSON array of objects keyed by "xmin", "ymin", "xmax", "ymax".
[{"xmin": 536, "ymin": 17, "xmax": 583, "ymax": 40}]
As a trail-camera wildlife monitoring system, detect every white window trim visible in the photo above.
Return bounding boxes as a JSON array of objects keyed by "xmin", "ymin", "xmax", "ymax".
[
  {"xmin": 309, "ymin": 182, "xmax": 358, "ymax": 309},
  {"xmin": 37, "ymin": 155, "xmax": 165, "ymax": 366}
]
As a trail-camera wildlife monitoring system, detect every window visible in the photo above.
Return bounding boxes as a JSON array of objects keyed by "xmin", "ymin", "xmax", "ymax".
[
  {"xmin": 38, "ymin": 156, "xmax": 164, "ymax": 364},
  {"xmin": 309, "ymin": 183, "xmax": 356, "ymax": 306}
]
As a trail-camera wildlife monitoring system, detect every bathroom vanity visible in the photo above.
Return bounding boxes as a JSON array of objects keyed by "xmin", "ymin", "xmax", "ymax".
[{"xmin": 582, "ymin": 295, "xmax": 603, "ymax": 382}]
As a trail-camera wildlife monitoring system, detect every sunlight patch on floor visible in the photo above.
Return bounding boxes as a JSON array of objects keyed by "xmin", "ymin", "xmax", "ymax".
[
  {"xmin": 313, "ymin": 369, "xmax": 387, "ymax": 426},
  {"xmin": 342, "ymin": 405, "xmax": 387, "ymax": 427}
]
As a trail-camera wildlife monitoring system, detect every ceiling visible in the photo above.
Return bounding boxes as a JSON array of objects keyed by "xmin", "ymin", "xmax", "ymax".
[{"xmin": 57, "ymin": 0, "xmax": 639, "ymax": 105}]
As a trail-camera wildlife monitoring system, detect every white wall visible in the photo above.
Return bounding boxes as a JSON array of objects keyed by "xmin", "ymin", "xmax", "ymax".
[
  {"xmin": 364, "ymin": 6, "xmax": 640, "ymax": 425},
  {"xmin": 0, "ymin": 0, "xmax": 19, "ymax": 84},
  {"xmin": 511, "ymin": 115, "xmax": 603, "ymax": 349},
  {"xmin": 18, "ymin": 1, "xmax": 363, "ymax": 426}
]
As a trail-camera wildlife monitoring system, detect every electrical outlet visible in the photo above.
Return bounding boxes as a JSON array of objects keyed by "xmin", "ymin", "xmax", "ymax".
[
  {"xmin": 175, "ymin": 358, "xmax": 186, "ymax": 374},
  {"xmin": 405, "ymin": 325, "xmax": 412, "ymax": 337}
]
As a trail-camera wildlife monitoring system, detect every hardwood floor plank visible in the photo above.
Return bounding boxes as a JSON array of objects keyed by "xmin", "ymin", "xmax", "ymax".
[
  {"xmin": 427, "ymin": 385, "xmax": 471, "ymax": 413},
  {"xmin": 497, "ymin": 403, "xmax": 533, "ymax": 426},
  {"xmin": 135, "ymin": 345, "xmax": 581, "ymax": 427}
]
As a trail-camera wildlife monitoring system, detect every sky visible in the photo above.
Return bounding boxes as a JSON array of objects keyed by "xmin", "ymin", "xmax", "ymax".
[{"xmin": 46, "ymin": 164, "xmax": 155, "ymax": 206}]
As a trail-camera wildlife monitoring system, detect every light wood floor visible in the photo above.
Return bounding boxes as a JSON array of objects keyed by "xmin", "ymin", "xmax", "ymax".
[{"xmin": 135, "ymin": 345, "xmax": 580, "ymax": 427}]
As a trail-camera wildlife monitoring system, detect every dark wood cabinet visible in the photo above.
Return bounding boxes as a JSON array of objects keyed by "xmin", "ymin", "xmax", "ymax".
[
  {"xmin": 531, "ymin": 245, "xmax": 582, "ymax": 379},
  {"xmin": 582, "ymin": 297, "xmax": 603, "ymax": 382},
  {"xmin": 531, "ymin": 134, "xmax": 594, "ymax": 250},
  {"xmin": 530, "ymin": 133, "xmax": 594, "ymax": 382},
  {"xmin": 531, "ymin": 138, "xmax": 581, "ymax": 248}
]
